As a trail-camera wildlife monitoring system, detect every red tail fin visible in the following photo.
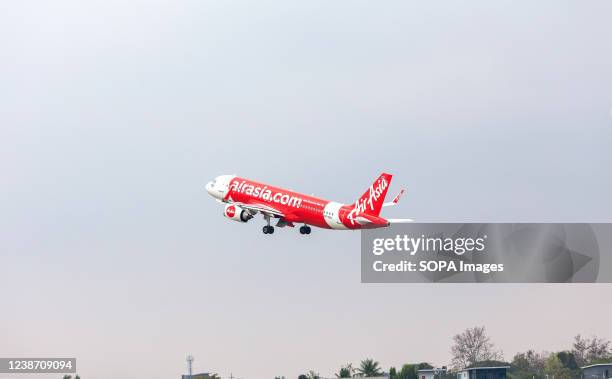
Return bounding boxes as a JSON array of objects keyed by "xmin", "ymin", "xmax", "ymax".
[{"xmin": 352, "ymin": 173, "xmax": 393, "ymax": 216}]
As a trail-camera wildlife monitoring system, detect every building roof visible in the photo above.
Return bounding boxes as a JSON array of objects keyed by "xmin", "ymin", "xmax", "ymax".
[
  {"xmin": 418, "ymin": 369, "xmax": 447, "ymax": 373},
  {"xmin": 459, "ymin": 366, "xmax": 511, "ymax": 371},
  {"xmin": 581, "ymin": 363, "xmax": 612, "ymax": 369}
]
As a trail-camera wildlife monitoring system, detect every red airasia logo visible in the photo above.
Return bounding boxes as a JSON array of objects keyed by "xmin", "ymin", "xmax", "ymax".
[{"xmin": 225, "ymin": 205, "xmax": 236, "ymax": 218}]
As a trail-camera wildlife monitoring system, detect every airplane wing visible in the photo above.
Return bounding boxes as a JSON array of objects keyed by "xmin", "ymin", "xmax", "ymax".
[
  {"xmin": 232, "ymin": 202, "xmax": 285, "ymax": 218},
  {"xmin": 383, "ymin": 189, "xmax": 405, "ymax": 207}
]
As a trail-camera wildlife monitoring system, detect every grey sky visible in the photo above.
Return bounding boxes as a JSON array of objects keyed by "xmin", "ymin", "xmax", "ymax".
[{"xmin": 1, "ymin": 1, "xmax": 612, "ymax": 379}]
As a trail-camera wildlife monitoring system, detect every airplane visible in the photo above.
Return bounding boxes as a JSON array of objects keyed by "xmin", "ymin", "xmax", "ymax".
[{"xmin": 205, "ymin": 173, "xmax": 413, "ymax": 235}]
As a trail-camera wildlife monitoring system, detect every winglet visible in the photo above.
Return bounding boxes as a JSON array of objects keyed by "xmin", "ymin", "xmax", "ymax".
[{"xmin": 383, "ymin": 189, "xmax": 405, "ymax": 207}]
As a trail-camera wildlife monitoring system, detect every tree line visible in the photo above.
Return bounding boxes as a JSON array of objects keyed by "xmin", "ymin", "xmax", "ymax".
[
  {"xmin": 276, "ymin": 326, "xmax": 611, "ymax": 379},
  {"xmin": 451, "ymin": 326, "xmax": 611, "ymax": 379}
]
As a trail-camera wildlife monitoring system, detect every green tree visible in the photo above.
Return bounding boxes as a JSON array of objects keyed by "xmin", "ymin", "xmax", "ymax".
[
  {"xmin": 306, "ymin": 370, "xmax": 320, "ymax": 379},
  {"xmin": 545, "ymin": 354, "xmax": 574, "ymax": 379},
  {"xmin": 298, "ymin": 375, "xmax": 308, "ymax": 379},
  {"xmin": 511, "ymin": 350, "xmax": 546, "ymax": 379},
  {"xmin": 556, "ymin": 351, "xmax": 578, "ymax": 371},
  {"xmin": 398, "ymin": 364, "xmax": 418, "ymax": 379},
  {"xmin": 336, "ymin": 363, "xmax": 354, "ymax": 378},
  {"xmin": 358, "ymin": 359, "xmax": 383, "ymax": 377}
]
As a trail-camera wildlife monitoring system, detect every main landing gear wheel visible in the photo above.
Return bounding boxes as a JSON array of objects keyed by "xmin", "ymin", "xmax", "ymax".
[
  {"xmin": 299, "ymin": 225, "xmax": 311, "ymax": 235},
  {"xmin": 262, "ymin": 215, "xmax": 274, "ymax": 234}
]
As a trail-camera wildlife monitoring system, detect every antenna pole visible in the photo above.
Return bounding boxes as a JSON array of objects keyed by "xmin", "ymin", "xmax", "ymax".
[{"xmin": 186, "ymin": 355, "xmax": 194, "ymax": 379}]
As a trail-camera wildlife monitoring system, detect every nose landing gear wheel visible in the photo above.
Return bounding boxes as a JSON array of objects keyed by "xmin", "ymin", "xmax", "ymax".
[
  {"xmin": 263, "ymin": 225, "xmax": 274, "ymax": 234},
  {"xmin": 299, "ymin": 225, "xmax": 311, "ymax": 235}
]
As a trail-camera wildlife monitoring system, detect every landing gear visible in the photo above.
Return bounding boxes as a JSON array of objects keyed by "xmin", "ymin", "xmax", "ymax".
[
  {"xmin": 263, "ymin": 215, "xmax": 274, "ymax": 234},
  {"xmin": 299, "ymin": 225, "xmax": 311, "ymax": 235}
]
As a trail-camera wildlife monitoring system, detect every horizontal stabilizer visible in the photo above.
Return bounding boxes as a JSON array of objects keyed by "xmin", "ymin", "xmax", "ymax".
[
  {"xmin": 387, "ymin": 218, "xmax": 414, "ymax": 223},
  {"xmin": 355, "ymin": 213, "xmax": 390, "ymax": 227}
]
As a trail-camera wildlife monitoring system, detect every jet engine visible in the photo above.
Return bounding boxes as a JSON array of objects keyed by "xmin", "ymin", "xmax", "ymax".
[{"xmin": 223, "ymin": 204, "xmax": 254, "ymax": 222}]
